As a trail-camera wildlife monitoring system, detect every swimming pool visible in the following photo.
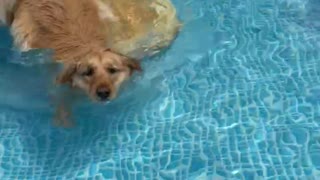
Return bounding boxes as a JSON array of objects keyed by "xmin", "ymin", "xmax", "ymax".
[{"xmin": 1, "ymin": 0, "xmax": 320, "ymax": 179}]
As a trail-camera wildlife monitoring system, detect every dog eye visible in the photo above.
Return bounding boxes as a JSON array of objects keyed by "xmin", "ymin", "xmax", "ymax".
[
  {"xmin": 81, "ymin": 67, "xmax": 94, "ymax": 76},
  {"xmin": 107, "ymin": 67, "xmax": 119, "ymax": 74}
]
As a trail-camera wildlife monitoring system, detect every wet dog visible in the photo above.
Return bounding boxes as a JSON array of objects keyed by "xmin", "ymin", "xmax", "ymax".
[
  {"xmin": 7, "ymin": 0, "xmax": 142, "ymax": 127},
  {"xmin": 2, "ymin": 0, "xmax": 181, "ymax": 127}
]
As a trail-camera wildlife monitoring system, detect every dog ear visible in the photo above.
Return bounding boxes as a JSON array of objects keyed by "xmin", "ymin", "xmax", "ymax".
[
  {"xmin": 104, "ymin": 48, "xmax": 142, "ymax": 73},
  {"xmin": 56, "ymin": 63, "xmax": 77, "ymax": 85},
  {"xmin": 125, "ymin": 57, "xmax": 142, "ymax": 73}
]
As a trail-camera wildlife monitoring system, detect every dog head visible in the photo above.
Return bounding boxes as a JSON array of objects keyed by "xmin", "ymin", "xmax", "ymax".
[{"xmin": 56, "ymin": 49, "xmax": 141, "ymax": 102}]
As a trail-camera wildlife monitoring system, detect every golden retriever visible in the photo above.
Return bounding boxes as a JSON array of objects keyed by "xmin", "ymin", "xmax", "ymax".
[
  {"xmin": 13, "ymin": 0, "xmax": 142, "ymax": 99},
  {"xmin": 2, "ymin": 0, "xmax": 181, "ymax": 127},
  {"xmin": 8, "ymin": 0, "xmax": 142, "ymax": 127}
]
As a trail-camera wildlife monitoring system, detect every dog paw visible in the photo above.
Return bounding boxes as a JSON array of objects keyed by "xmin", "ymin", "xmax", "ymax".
[{"xmin": 54, "ymin": 108, "xmax": 75, "ymax": 128}]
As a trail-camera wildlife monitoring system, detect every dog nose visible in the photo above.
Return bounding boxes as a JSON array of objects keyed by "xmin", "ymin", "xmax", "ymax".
[{"xmin": 96, "ymin": 87, "xmax": 110, "ymax": 100}]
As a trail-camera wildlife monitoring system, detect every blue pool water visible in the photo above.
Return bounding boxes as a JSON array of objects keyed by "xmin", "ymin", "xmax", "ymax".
[{"xmin": 1, "ymin": 0, "xmax": 320, "ymax": 179}]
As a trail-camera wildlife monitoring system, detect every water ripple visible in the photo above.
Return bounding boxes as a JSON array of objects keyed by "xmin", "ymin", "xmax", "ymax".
[{"xmin": 0, "ymin": 0, "xmax": 320, "ymax": 179}]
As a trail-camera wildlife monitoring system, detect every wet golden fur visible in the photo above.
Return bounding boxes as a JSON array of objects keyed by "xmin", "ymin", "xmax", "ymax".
[
  {"xmin": 10, "ymin": 0, "xmax": 142, "ymax": 127},
  {"xmin": 0, "ymin": 0, "xmax": 181, "ymax": 127},
  {"xmin": 16, "ymin": 0, "xmax": 105, "ymax": 59}
]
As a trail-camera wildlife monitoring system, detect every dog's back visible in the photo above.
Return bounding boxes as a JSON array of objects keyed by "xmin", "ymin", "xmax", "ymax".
[
  {"xmin": 13, "ymin": 0, "xmax": 106, "ymax": 60},
  {"xmin": 0, "ymin": 0, "xmax": 17, "ymax": 25},
  {"xmin": 11, "ymin": 0, "xmax": 181, "ymax": 60}
]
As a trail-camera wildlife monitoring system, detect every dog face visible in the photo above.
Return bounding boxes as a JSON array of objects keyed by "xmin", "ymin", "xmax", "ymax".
[{"xmin": 57, "ymin": 50, "xmax": 141, "ymax": 101}]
